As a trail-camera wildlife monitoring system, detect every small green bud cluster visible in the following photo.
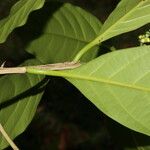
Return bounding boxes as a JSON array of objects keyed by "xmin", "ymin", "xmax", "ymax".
[{"xmin": 138, "ymin": 30, "xmax": 150, "ymax": 45}]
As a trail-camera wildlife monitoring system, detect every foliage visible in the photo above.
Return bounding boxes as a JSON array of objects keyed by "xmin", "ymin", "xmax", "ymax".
[{"xmin": 0, "ymin": 0, "xmax": 150, "ymax": 149}]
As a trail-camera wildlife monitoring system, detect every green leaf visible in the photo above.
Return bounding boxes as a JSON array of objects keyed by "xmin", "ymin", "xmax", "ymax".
[
  {"xmin": 0, "ymin": 0, "xmax": 45, "ymax": 44},
  {"xmin": 27, "ymin": 46, "xmax": 150, "ymax": 136},
  {"xmin": 64, "ymin": 0, "xmax": 150, "ymax": 62},
  {"xmin": 92, "ymin": 0, "xmax": 150, "ymax": 43},
  {"xmin": 26, "ymin": 2, "xmax": 102, "ymax": 63},
  {"xmin": 0, "ymin": 59, "xmax": 46, "ymax": 149},
  {"xmin": 56, "ymin": 46, "xmax": 150, "ymax": 136},
  {"xmin": 66, "ymin": 46, "xmax": 150, "ymax": 136}
]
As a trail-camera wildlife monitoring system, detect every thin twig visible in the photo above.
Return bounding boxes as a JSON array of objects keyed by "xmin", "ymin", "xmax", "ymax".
[
  {"xmin": 0, "ymin": 61, "xmax": 81, "ymax": 75},
  {"xmin": 29, "ymin": 61, "xmax": 81, "ymax": 70},
  {"xmin": 0, "ymin": 67, "xmax": 26, "ymax": 74},
  {"xmin": 0, "ymin": 124, "xmax": 19, "ymax": 150}
]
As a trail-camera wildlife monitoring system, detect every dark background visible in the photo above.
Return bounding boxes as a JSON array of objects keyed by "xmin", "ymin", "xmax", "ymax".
[{"xmin": 0, "ymin": 0, "xmax": 149, "ymax": 150}]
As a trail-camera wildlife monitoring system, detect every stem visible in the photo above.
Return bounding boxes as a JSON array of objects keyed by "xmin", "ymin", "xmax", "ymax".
[
  {"xmin": 26, "ymin": 67, "xmax": 67, "ymax": 78},
  {"xmin": 0, "ymin": 124, "xmax": 19, "ymax": 150},
  {"xmin": 0, "ymin": 62, "xmax": 81, "ymax": 75},
  {"xmin": 73, "ymin": 38, "xmax": 99, "ymax": 62},
  {"xmin": 0, "ymin": 67, "xmax": 26, "ymax": 74}
]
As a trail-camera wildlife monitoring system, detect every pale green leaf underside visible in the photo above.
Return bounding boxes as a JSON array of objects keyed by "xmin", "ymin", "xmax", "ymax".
[
  {"xmin": 0, "ymin": 60, "xmax": 45, "ymax": 149},
  {"xmin": 27, "ymin": 2, "xmax": 102, "ymax": 63},
  {"xmin": 62, "ymin": 46, "xmax": 150, "ymax": 136},
  {"xmin": 0, "ymin": 0, "xmax": 45, "ymax": 44},
  {"xmin": 97, "ymin": 0, "xmax": 150, "ymax": 43}
]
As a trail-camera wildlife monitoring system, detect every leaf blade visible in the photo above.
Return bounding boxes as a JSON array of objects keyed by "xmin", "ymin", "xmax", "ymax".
[
  {"xmin": 0, "ymin": 59, "xmax": 46, "ymax": 149},
  {"xmin": 63, "ymin": 46, "xmax": 150, "ymax": 136},
  {"xmin": 93, "ymin": 0, "xmax": 150, "ymax": 43},
  {"xmin": 0, "ymin": 0, "xmax": 45, "ymax": 44},
  {"xmin": 26, "ymin": 46, "xmax": 150, "ymax": 136},
  {"xmin": 26, "ymin": 2, "xmax": 102, "ymax": 63}
]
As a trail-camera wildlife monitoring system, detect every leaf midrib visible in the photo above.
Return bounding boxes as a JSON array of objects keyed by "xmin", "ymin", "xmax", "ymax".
[
  {"xmin": 43, "ymin": 32, "xmax": 89, "ymax": 43},
  {"xmin": 28, "ymin": 69, "xmax": 150, "ymax": 93},
  {"xmin": 66, "ymin": 73, "xmax": 150, "ymax": 92}
]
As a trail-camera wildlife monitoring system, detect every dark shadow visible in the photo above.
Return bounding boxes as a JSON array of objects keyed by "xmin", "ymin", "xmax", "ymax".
[
  {"xmin": 0, "ymin": 0, "xmax": 18, "ymax": 20},
  {"xmin": 0, "ymin": 77, "xmax": 49, "ymax": 110},
  {"xmin": 42, "ymin": 77, "xmax": 103, "ymax": 130},
  {"xmin": 0, "ymin": 1, "xmax": 64, "ymax": 66},
  {"xmin": 41, "ymin": 76, "xmax": 150, "ymax": 149},
  {"xmin": 107, "ymin": 117, "xmax": 150, "ymax": 149}
]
